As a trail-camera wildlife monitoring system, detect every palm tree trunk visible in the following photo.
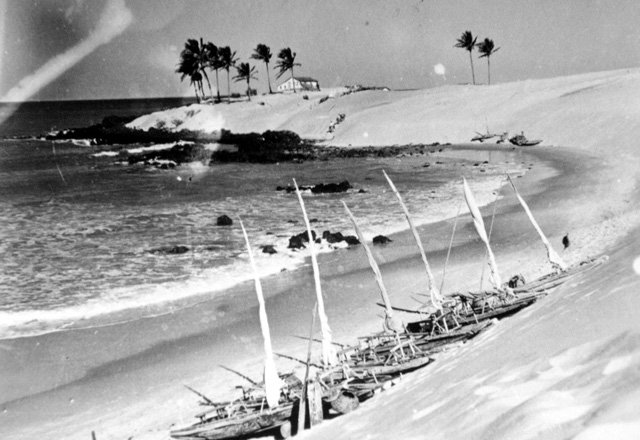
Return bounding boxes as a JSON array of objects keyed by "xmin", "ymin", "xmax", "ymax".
[
  {"xmin": 193, "ymin": 83, "xmax": 200, "ymax": 103},
  {"xmin": 469, "ymin": 51, "xmax": 476, "ymax": 85},
  {"xmin": 266, "ymin": 62, "xmax": 272, "ymax": 93},
  {"xmin": 202, "ymin": 70, "xmax": 213, "ymax": 101},
  {"xmin": 227, "ymin": 69, "xmax": 231, "ymax": 104},
  {"xmin": 291, "ymin": 68, "xmax": 295, "ymax": 93},
  {"xmin": 215, "ymin": 69, "xmax": 221, "ymax": 102},
  {"xmin": 199, "ymin": 80, "xmax": 206, "ymax": 101},
  {"xmin": 246, "ymin": 78, "xmax": 251, "ymax": 101},
  {"xmin": 487, "ymin": 57, "xmax": 491, "ymax": 86}
]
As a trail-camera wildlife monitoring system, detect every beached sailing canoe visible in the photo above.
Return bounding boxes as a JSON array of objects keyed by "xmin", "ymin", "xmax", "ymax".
[
  {"xmin": 384, "ymin": 174, "xmax": 607, "ymax": 336},
  {"xmin": 170, "ymin": 220, "xmax": 299, "ymax": 440},
  {"xmin": 292, "ymin": 182, "xmax": 438, "ymax": 422}
]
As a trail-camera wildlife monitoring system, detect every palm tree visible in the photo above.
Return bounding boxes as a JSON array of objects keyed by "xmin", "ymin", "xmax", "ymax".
[
  {"xmin": 476, "ymin": 38, "xmax": 500, "ymax": 85},
  {"xmin": 204, "ymin": 42, "xmax": 222, "ymax": 102},
  {"xmin": 455, "ymin": 31, "xmax": 478, "ymax": 85},
  {"xmin": 275, "ymin": 47, "xmax": 301, "ymax": 93},
  {"xmin": 176, "ymin": 43, "xmax": 203, "ymax": 102},
  {"xmin": 234, "ymin": 62, "xmax": 258, "ymax": 101},
  {"xmin": 176, "ymin": 38, "xmax": 215, "ymax": 102},
  {"xmin": 218, "ymin": 46, "xmax": 238, "ymax": 103},
  {"xmin": 196, "ymin": 38, "xmax": 214, "ymax": 100},
  {"xmin": 251, "ymin": 44, "xmax": 273, "ymax": 94}
]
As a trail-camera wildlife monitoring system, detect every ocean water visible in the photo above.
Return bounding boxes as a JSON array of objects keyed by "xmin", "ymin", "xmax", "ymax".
[{"xmin": 0, "ymin": 99, "xmax": 522, "ymax": 339}]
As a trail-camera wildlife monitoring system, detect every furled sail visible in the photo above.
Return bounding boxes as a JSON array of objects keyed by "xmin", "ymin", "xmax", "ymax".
[
  {"xmin": 507, "ymin": 174, "xmax": 567, "ymax": 272},
  {"xmin": 239, "ymin": 219, "xmax": 283, "ymax": 408},
  {"xmin": 383, "ymin": 170, "xmax": 443, "ymax": 310},
  {"xmin": 293, "ymin": 179, "xmax": 338, "ymax": 367},
  {"xmin": 462, "ymin": 178, "xmax": 502, "ymax": 288},
  {"xmin": 342, "ymin": 201, "xmax": 404, "ymax": 334}
]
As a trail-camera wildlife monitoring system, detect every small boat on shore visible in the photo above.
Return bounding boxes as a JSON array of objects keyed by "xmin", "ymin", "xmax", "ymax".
[{"xmin": 509, "ymin": 132, "xmax": 542, "ymax": 146}]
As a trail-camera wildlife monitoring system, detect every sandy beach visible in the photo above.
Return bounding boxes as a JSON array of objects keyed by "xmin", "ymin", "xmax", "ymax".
[{"xmin": 3, "ymin": 68, "xmax": 640, "ymax": 440}]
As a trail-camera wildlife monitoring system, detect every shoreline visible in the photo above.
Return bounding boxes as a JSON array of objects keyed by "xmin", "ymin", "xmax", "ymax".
[
  {"xmin": 5, "ymin": 139, "xmax": 636, "ymax": 440},
  {"xmin": 0, "ymin": 144, "xmax": 529, "ymax": 342}
]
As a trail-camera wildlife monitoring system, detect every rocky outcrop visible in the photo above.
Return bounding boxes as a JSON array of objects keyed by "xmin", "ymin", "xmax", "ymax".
[
  {"xmin": 373, "ymin": 235, "xmax": 392, "ymax": 245},
  {"xmin": 277, "ymin": 180, "xmax": 353, "ymax": 194},
  {"xmin": 322, "ymin": 230, "xmax": 359, "ymax": 246},
  {"xmin": 288, "ymin": 230, "xmax": 318, "ymax": 249},
  {"xmin": 216, "ymin": 215, "xmax": 233, "ymax": 226},
  {"xmin": 148, "ymin": 245, "xmax": 189, "ymax": 255}
]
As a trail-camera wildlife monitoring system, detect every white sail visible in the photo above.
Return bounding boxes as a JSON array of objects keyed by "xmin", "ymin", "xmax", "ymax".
[
  {"xmin": 342, "ymin": 201, "xmax": 404, "ymax": 334},
  {"xmin": 239, "ymin": 219, "xmax": 283, "ymax": 408},
  {"xmin": 293, "ymin": 179, "xmax": 338, "ymax": 367},
  {"xmin": 507, "ymin": 175, "xmax": 567, "ymax": 272},
  {"xmin": 462, "ymin": 178, "xmax": 502, "ymax": 288},
  {"xmin": 383, "ymin": 170, "xmax": 443, "ymax": 310}
]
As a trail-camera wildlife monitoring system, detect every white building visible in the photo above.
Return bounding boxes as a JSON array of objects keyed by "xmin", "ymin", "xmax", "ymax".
[{"xmin": 277, "ymin": 76, "xmax": 320, "ymax": 92}]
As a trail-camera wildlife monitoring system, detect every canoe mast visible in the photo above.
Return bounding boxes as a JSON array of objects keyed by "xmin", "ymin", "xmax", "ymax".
[
  {"xmin": 383, "ymin": 170, "xmax": 443, "ymax": 310},
  {"xmin": 507, "ymin": 174, "xmax": 567, "ymax": 272},
  {"xmin": 343, "ymin": 201, "xmax": 405, "ymax": 334},
  {"xmin": 239, "ymin": 219, "xmax": 284, "ymax": 408},
  {"xmin": 293, "ymin": 179, "xmax": 338, "ymax": 367},
  {"xmin": 462, "ymin": 178, "xmax": 502, "ymax": 289}
]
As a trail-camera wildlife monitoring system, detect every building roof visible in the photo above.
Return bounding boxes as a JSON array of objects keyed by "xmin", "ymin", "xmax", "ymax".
[{"xmin": 294, "ymin": 77, "xmax": 318, "ymax": 82}]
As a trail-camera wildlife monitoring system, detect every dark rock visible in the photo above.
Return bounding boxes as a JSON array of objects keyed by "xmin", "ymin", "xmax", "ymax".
[
  {"xmin": 322, "ymin": 231, "xmax": 345, "ymax": 244},
  {"xmin": 286, "ymin": 180, "xmax": 352, "ymax": 194},
  {"xmin": 295, "ymin": 230, "xmax": 316, "ymax": 242},
  {"xmin": 288, "ymin": 236, "xmax": 305, "ymax": 250},
  {"xmin": 261, "ymin": 245, "xmax": 277, "ymax": 254},
  {"xmin": 309, "ymin": 218, "xmax": 319, "ymax": 223},
  {"xmin": 149, "ymin": 245, "xmax": 189, "ymax": 255},
  {"xmin": 217, "ymin": 215, "xmax": 233, "ymax": 226},
  {"xmin": 343, "ymin": 235, "xmax": 360, "ymax": 246},
  {"xmin": 358, "ymin": 189, "xmax": 367, "ymax": 193},
  {"xmin": 288, "ymin": 230, "xmax": 317, "ymax": 249},
  {"xmin": 373, "ymin": 235, "xmax": 392, "ymax": 245}
]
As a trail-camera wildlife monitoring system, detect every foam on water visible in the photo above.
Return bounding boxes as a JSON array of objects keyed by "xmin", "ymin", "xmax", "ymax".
[{"xmin": 0, "ymin": 139, "xmax": 527, "ymax": 339}]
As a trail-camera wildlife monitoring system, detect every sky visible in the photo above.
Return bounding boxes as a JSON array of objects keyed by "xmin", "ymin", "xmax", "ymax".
[{"xmin": 0, "ymin": 0, "xmax": 639, "ymax": 102}]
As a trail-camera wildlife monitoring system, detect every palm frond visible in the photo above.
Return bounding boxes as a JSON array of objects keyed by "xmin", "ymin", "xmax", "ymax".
[
  {"xmin": 455, "ymin": 31, "xmax": 477, "ymax": 52},
  {"xmin": 251, "ymin": 43, "xmax": 272, "ymax": 63},
  {"xmin": 233, "ymin": 62, "xmax": 258, "ymax": 83},
  {"xmin": 275, "ymin": 47, "xmax": 301, "ymax": 79},
  {"xmin": 477, "ymin": 38, "xmax": 500, "ymax": 58}
]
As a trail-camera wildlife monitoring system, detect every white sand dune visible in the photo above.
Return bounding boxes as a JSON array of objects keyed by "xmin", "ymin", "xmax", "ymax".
[{"xmin": 129, "ymin": 68, "xmax": 640, "ymax": 155}]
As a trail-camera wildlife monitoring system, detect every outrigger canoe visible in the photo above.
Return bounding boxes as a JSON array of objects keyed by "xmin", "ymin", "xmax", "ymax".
[{"xmin": 170, "ymin": 373, "xmax": 301, "ymax": 440}]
